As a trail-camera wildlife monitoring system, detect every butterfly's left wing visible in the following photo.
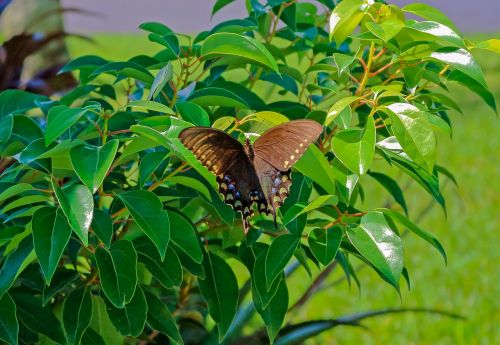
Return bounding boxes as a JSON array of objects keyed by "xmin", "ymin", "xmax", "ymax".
[{"xmin": 179, "ymin": 127, "xmax": 267, "ymax": 233}]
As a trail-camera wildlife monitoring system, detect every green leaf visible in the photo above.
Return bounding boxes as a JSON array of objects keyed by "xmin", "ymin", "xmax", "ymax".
[
  {"xmin": 134, "ymin": 237, "xmax": 183, "ymax": 288},
  {"xmin": 332, "ymin": 116, "xmax": 376, "ymax": 175},
  {"xmin": 198, "ymin": 252, "xmax": 239, "ymax": 342},
  {"xmin": 188, "ymin": 87, "xmax": 249, "ymax": 109},
  {"xmin": 81, "ymin": 328, "xmax": 106, "ymax": 345},
  {"xmin": 1, "ymin": 194, "xmax": 49, "ymax": 214},
  {"xmin": 0, "ymin": 183, "xmax": 32, "ymax": 204},
  {"xmin": 308, "ymin": 226, "xmax": 343, "ymax": 266},
  {"xmin": 95, "ymin": 240, "xmax": 138, "ymax": 308},
  {"xmin": 265, "ymin": 234, "xmax": 300, "ymax": 289},
  {"xmin": 144, "ymin": 290, "xmax": 183, "ymax": 345},
  {"xmin": 402, "ymin": 3, "xmax": 460, "ymax": 33},
  {"xmin": 212, "ymin": 0, "xmax": 237, "ymax": 17},
  {"xmin": 42, "ymin": 269, "xmax": 79, "ymax": 306},
  {"xmin": 117, "ymin": 190, "xmax": 170, "ymax": 260},
  {"xmin": 13, "ymin": 293, "xmax": 66, "ymax": 344},
  {"xmin": 105, "ymin": 286, "xmax": 147, "ymax": 337},
  {"xmin": 168, "ymin": 175, "xmax": 211, "ymax": 200},
  {"xmin": 63, "ymin": 287, "xmax": 93, "ymax": 345},
  {"xmin": 406, "ymin": 21, "xmax": 464, "ymax": 48},
  {"xmin": 45, "ymin": 105, "xmax": 94, "ymax": 145},
  {"xmin": 90, "ymin": 296, "xmax": 124, "ymax": 345},
  {"xmin": 346, "ymin": 211, "xmax": 403, "ymax": 289},
  {"xmin": 368, "ymin": 172, "xmax": 408, "ymax": 214},
  {"xmin": 447, "ymin": 69, "xmax": 497, "ymax": 113},
  {"xmin": 254, "ymin": 275, "xmax": 288, "ymax": 344},
  {"xmin": 168, "ymin": 210, "xmax": 203, "ymax": 263},
  {"xmin": 91, "ymin": 209, "xmax": 113, "ymax": 248},
  {"xmin": 326, "ymin": 96, "xmax": 360, "ymax": 126},
  {"xmin": 176, "ymin": 101, "xmax": 210, "ymax": 127},
  {"xmin": 294, "ymin": 145, "xmax": 337, "ymax": 195},
  {"xmin": 90, "ymin": 62, "xmax": 154, "ymax": 84},
  {"xmin": 284, "ymin": 195, "xmax": 338, "ymax": 224},
  {"xmin": 0, "ymin": 293, "xmax": 18, "ymax": 345},
  {"xmin": 139, "ymin": 22, "xmax": 173, "ymax": 36},
  {"xmin": 377, "ymin": 141, "xmax": 445, "ymax": 212},
  {"xmin": 70, "ymin": 139, "xmax": 119, "ymax": 193},
  {"xmin": 385, "ymin": 103, "xmax": 436, "ymax": 173},
  {"xmin": 52, "ymin": 182, "xmax": 94, "ymax": 246},
  {"xmin": 473, "ymin": 39, "xmax": 500, "ymax": 54},
  {"xmin": 201, "ymin": 33, "xmax": 279, "ymax": 72},
  {"xmin": 128, "ymin": 100, "xmax": 174, "ymax": 114},
  {"xmin": 383, "ymin": 209, "xmax": 446, "ymax": 264},
  {"xmin": 0, "ymin": 115, "xmax": 13, "ymax": 144},
  {"xmin": 32, "ymin": 207, "xmax": 72, "ymax": 285},
  {"xmin": 0, "ymin": 236, "xmax": 35, "ymax": 298},
  {"xmin": 139, "ymin": 151, "xmax": 169, "ymax": 188},
  {"xmin": 0, "ymin": 90, "xmax": 46, "ymax": 118},
  {"xmin": 329, "ymin": 0, "xmax": 365, "ymax": 44},
  {"xmin": 148, "ymin": 63, "xmax": 174, "ymax": 100},
  {"xmin": 366, "ymin": 18, "xmax": 403, "ymax": 42}
]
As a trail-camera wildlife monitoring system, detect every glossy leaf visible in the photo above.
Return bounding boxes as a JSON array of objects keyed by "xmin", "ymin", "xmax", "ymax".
[
  {"xmin": 383, "ymin": 209, "xmax": 446, "ymax": 264},
  {"xmin": 89, "ymin": 296, "xmax": 124, "ymax": 345},
  {"xmin": 326, "ymin": 96, "xmax": 360, "ymax": 126},
  {"xmin": 117, "ymin": 190, "xmax": 170, "ymax": 260},
  {"xmin": 198, "ymin": 252, "xmax": 239, "ymax": 342},
  {"xmin": 347, "ymin": 211, "xmax": 403, "ymax": 289},
  {"xmin": 212, "ymin": 0, "xmax": 237, "ymax": 17},
  {"xmin": 329, "ymin": 0, "xmax": 365, "ymax": 44},
  {"xmin": 52, "ymin": 181, "xmax": 94, "ymax": 245},
  {"xmin": 332, "ymin": 116, "xmax": 376, "ymax": 175},
  {"xmin": 402, "ymin": 3, "xmax": 460, "ymax": 33},
  {"xmin": 95, "ymin": 240, "xmax": 138, "ymax": 308},
  {"xmin": 201, "ymin": 32, "xmax": 279, "ymax": 72},
  {"xmin": 265, "ymin": 234, "xmax": 300, "ymax": 289},
  {"xmin": 0, "ymin": 293, "xmax": 17, "ymax": 345},
  {"xmin": 70, "ymin": 139, "xmax": 119, "ymax": 193},
  {"xmin": 105, "ymin": 286, "xmax": 147, "ymax": 337},
  {"xmin": 63, "ymin": 287, "xmax": 93, "ymax": 345},
  {"xmin": 308, "ymin": 226, "xmax": 343, "ymax": 266},
  {"xmin": 0, "ymin": 115, "xmax": 13, "ymax": 144},
  {"xmin": 385, "ymin": 103, "xmax": 436, "ymax": 173},
  {"xmin": 32, "ymin": 207, "xmax": 72, "ymax": 284},
  {"xmin": 284, "ymin": 195, "xmax": 338, "ymax": 224}
]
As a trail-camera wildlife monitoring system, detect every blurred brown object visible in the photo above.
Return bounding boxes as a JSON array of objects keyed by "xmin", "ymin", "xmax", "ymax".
[{"xmin": 0, "ymin": 0, "xmax": 69, "ymax": 78}]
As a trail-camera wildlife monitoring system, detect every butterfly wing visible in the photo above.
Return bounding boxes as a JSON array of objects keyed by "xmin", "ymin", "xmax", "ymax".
[
  {"xmin": 179, "ymin": 127, "xmax": 268, "ymax": 233},
  {"xmin": 253, "ymin": 120, "xmax": 322, "ymax": 222},
  {"xmin": 253, "ymin": 157, "xmax": 292, "ymax": 224},
  {"xmin": 253, "ymin": 119, "xmax": 323, "ymax": 171}
]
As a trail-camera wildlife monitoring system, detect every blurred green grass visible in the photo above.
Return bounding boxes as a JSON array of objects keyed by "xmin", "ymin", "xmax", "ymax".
[{"xmin": 68, "ymin": 33, "xmax": 500, "ymax": 345}]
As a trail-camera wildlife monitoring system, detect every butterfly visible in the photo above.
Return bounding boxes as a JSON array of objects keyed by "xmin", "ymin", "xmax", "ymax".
[{"xmin": 179, "ymin": 119, "xmax": 323, "ymax": 233}]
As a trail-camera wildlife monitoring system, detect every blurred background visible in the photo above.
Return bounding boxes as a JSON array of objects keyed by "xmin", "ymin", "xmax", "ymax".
[{"xmin": 0, "ymin": 0, "xmax": 498, "ymax": 344}]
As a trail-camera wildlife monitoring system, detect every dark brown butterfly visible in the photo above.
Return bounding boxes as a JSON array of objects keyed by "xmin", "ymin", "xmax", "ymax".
[{"xmin": 179, "ymin": 119, "xmax": 323, "ymax": 233}]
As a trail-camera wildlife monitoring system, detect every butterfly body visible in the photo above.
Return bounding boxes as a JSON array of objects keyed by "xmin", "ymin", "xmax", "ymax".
[{"xmin": 179, "ymin": 119, "xmax": 322, "ymax": 233}]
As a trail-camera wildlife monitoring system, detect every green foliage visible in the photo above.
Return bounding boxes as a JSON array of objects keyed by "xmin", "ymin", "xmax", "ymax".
[{"xmin": 0, "ymin": 1, "xmax": 497, "ymax": 344}]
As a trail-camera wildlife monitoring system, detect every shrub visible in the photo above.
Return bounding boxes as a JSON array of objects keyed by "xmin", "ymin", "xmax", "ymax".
[{"xmin": 0, "ymin": 0, "xmax": 497, "ymax": 344}]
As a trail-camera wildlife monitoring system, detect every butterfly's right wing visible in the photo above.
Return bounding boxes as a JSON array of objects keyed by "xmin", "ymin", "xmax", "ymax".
[
  {"xmin": 253, "ymin": 156, "xmax": 292, "ymax": 225},
  {"xmin": 179, "ymin": 127, "xmax": 266, "ymax": 232}
]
